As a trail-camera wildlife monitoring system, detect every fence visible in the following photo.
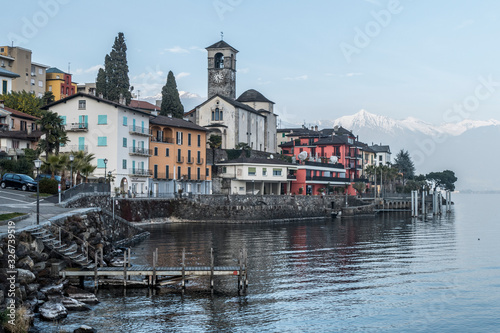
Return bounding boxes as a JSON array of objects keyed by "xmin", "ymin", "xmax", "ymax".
[{"xmin": 62, "ymin": 183, "xmax": 110, "ymax": 201}]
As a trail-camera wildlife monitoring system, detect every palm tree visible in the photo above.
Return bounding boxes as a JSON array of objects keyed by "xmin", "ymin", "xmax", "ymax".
[
  {"xmin": 81, "ymin": 163, "xmax": 96, "ymax": 183},
  {"xmin": 37, "ymin": 110, "xmax": 68, "ymax": 156},
  {"xmin": 72, "ymin": 151, "xmax": 95, "ymax": 185},
  {"xmin": 42, "ymin": 154, "xmax": 63, "ymax": 179}
]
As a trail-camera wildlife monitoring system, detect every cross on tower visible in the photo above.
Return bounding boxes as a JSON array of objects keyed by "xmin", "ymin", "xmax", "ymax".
[{"xmin": 221, "ymin": 31, "xmax": 224, "ymax": 40}]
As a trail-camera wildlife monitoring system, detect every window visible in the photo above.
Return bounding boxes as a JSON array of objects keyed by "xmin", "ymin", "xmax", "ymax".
[
  {"xmin": 187, "ymin": 150, "xmax": 191, "ymax": 163},
  {"xmin": 177, "ymin": 149, "xmax": 182, "ymax": 162},
  {"xmin": 30, "ymin": 78, "xmax": 35, "ymax": 86},
  {"xmin": 122, "ymin": 138, "xmax": 127, "ymax": 147},
  {"xmin": 197, "ymin": 168, "xmax": 201, "ymax": 180},
  {"xmin": 211, "ymin": 107, "xmax": 223, "ymax": 121},
  {"xmin": 97, "ymin": 137, "xmax": 107, "ymax": 146},
  {"xmin": 97, "ymin": 159, "xmax": 106, "ymax": 168},
  {"xmin": 38, "ymin": 80, "xmax": 43, "ymax": 87},
  {"xmin": 166, "ymin": 148, "xmax": 169, "ymax": 157},
  {"xmin": 197, "ymin": 151, "xmax": 201, "ymax": 163},
  {"xmin": 166, "ymin": 165, "xmax": 170, "ymax": 179},
  {"xmin": 154, "ymin": 147, "xmax": 158, "ymax": 156},
  {"xmin": 188, "ymin": 133, "xmax": 191, "ymax": 146},
  {"xmin": 379, "ymin": 155, "xmax": 383, "ymax": 161},
  {"xmin": 2, "ymin": 80, "xmax": 7, "ymax": 94},
  {"xmin": 263, "ymin": 168, "xmax": 267, "ymax": 176},
  {"xmin": 78, "ymin": 100, "xmax": 86, "ymax": 110},
  {"xmin": 197, "ymin": 134, "xmax": 201, "ymax": 147},
  {"xmin": 273, "ymin": 168, "xmax": 282, "ymax": 176},
  {"xmin": 176, "ymin": 131, "xmax": 183, "ymax": 145},
  {"xmin": 187, "ymin": 167, "xmax": 191, "ymax": 180},
  {"xmin": 38, "ymin": 68, "xmax": 43, "ymax": 75},
  {"xmin": 206, "ymin": 168, "xmax": 210, "ymax": 177},
  {"xmin": 122, "ymin": 159, "xmax": 127, "ymax": 169},
  {"xmin": 123, "ymin": 116, "xmax": 127, "ymax": 126},
  {"xmin": 154, "ymin": 165, "xmax": 158, "ymax": 178},
  {"xmin": 282, "ymin": 133, "xmax": 285, "ymax": 137},
  {"xmin": 48, "ymin": 85, "xmax": 52, "ymax": 92},
  {"xmin": 177, "ymin": 166, "xmax": 181, "ymax": 179},
  {"xmin": 248, "ymin": 167, "xmax": 256, "ymax": 176},
  {"xmin": 214, "ymin": 52, "xmax": 224, "ymax": 68},
  {"xmin": 97, "ymin": 115, "xmax": 107, "ymax": 124}
]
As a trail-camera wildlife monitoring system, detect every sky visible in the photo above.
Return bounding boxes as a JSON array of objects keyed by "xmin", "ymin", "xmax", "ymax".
[{"xmin": 3, "ymin": 0, "xmax": 500, "ymax": 126}]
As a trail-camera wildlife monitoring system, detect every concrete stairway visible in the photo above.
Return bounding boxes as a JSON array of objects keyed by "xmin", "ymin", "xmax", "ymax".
[{"xmin": 30, "ymin": 225, "xmax": 95, "ymax": 269}]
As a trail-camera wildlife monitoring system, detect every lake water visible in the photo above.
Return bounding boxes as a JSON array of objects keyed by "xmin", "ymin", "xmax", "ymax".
[{"xmin": 36, "ymin": 193, "xmax": 500, "ymax": 332}]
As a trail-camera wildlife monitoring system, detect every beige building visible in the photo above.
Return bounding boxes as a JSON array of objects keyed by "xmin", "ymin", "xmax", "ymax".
[{"xmin": 0, "ymin": 46, "xmax": 49, "ymax": 97}]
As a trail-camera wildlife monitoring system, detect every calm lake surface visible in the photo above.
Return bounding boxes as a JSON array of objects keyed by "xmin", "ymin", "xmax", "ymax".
[{"xmin": 37, "ymin": 193, "xmax": 500, "ymax": 332}]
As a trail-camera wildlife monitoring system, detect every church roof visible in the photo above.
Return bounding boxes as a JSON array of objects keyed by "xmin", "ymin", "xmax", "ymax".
[
  {"xmin": 190, "ymin": 94, "xmax": 268, "ymax": 118},
  {"xmin": 236, "ymin": 89, "xmax": 275, "ymax": 104},
  {"xmin": 206, "ymin": 40, "xmax": 239, "ymax": 52}
]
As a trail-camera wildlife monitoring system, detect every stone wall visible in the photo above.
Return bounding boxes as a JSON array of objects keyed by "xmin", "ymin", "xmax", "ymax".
[{"xmin": 64, "ymin": 194, "xmax": 371, "ymax": 223}]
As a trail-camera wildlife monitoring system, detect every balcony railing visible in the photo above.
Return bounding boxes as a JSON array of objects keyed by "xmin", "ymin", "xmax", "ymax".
[
  {"xmin": 287, "ymin": 174, "xmax": 297, "ymax": 180},
  {"xmin": 60, "ymin": 144, "xmax": 88, "ymax": 153},
  {"xmin": 306, "ymin": 175, "xmax": 351, "ymax": 183},
  {"xmin": 129, "ymin": 125, "xmax": 151, "ymax": 136},
  {"xmin": 66, "ymin": 122, "xmax": 88, "ymax": 132},
  {"xmin": 186, "ymin": 157, "xmax": 194, "ymax": 164},
  {"xmin": 176, "ymin": 156, "xmax": 184, "ymax": 163},
  {"xmin": 129, "ymin": 168, "xmax": 152, "ymax": 177},
  {"xmin": 150, "ymin": 172, "xmax": 174, "ymax": 180},
  {"xmin": 129, "ymin": 147, "xmax": 152, "ymax": 156},
  {"xmin": 150, "ymin": 136, "xmax": 174, "ymax": 144},
  {"xmin": 196, "ymin": 158, "xmax": 204, "ymax": 165},
  {"xmin": 303, "ymin": 160, "xmax": 345, "ymax": 169}
]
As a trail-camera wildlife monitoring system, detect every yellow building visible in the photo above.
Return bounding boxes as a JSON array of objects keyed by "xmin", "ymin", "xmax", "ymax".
[
  {"xmin": 149, "ymin": 115, "xmax": 211, "ymax": 195},
  {"xmin": 46, "ymin": 67, "xmax": 77, "ymax": 100}
]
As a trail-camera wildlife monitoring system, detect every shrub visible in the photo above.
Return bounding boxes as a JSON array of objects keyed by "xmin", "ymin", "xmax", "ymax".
[{"xmin": 38, "ymin": 178, "xmax": 58, "ymax": 194}]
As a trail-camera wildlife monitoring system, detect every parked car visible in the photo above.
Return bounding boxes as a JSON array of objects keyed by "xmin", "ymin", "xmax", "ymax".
[
  {"xmin": 35, "ymin": 174, "xmax": 70, "ymax": 189},
  {"xmin": 0, "ymin": 173, "xmax": 38, "ymax": 191}
]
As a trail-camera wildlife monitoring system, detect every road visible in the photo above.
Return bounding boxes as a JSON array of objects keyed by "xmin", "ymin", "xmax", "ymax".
[{"xmin": 0, "ymin": 187, "xmax": 72, "ymax": 233}]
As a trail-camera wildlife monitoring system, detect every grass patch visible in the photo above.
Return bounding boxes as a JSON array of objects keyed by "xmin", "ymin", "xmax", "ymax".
[
  {"xmin": 28, "ymin": 193, "xmax": 53, "ymax": 198},
  {"xmin": 0, "ymin": 212, "xmax": 26, "ymax": 221}
]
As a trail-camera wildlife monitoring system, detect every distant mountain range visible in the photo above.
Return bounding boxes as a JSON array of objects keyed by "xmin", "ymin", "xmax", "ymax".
[{"xmin": 310, "ymin": 110, "xmax": 500, "ymax": 191}]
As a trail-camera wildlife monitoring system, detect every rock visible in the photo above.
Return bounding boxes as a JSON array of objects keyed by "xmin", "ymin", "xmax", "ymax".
[
  {"xmin": 65, "ymin": 286, "xmax": 99, "ymax": 304},
  {"xmin": 0, "ymin": 246, "xmax": 3, "ymax": 257},
  {"xmin": 40, "ymin": 283, "xmax": 64, "ymax": 295},
  {"xmin": 74, "ymin": 325, "xmax": 96, "ymax": 333},
  {"xmin": 16, "ymin": 241, "xmax": 30, "ymax": 259},
  {"xmin": 17, "ymin": 268, "xmax": 36, "ymax": 284},
  {"xmin": 36, "ymin": 291, "xmax": 47, "ymax": 301},
  {"xmin": 26, "ymin": 283, "xmax": 40, "ymax": 294},
  {"xmin": 61, "ymin": 297, "xmax": 91, "ymax": 311},
  {"xmin": 17, "ymin": 255, "xmax": 34, "ymax": 270},
  {"xmin": 39, "ymin": 300, "xmax": 68, "ymax": 321},
  {"xmin": 33, "ymin": 262, "xmax": 46, "ymax": 272},
  {"xmin": 30, "ymin": 238, "xmax": 44, "ymax": 253},
  {"xmin": 18, "ymin": 285, "xmax": 27, "ymax": 300}
]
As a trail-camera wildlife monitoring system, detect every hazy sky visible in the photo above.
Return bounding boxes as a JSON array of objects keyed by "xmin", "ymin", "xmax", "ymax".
[{"xmin": 3, "ymin": 0, "xmax": 500, "ymax": 125}]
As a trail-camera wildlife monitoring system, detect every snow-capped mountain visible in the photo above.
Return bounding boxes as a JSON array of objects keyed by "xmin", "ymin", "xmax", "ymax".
[{"xmin": 313, "ymin": 110, "xmax": 500, "ymax": 191}]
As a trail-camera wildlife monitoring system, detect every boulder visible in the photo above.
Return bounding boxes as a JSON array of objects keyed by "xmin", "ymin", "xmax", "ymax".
[
  {"xmin": 39, "ymin": 300, "xmax": 68, "ymax": 321},
  {"xmin": 16, "ymin": 241, "xmax": 30, "ymax": 259},
  {"xmin": 33, "ymin": 262, "xmax": 46, "ymax": 272},
  {"xmin": 17, "ymin": 255, "xmax": 34, "ymax": 270},
  {"xmin": 61, "ymin": 297, "xmax": 91, "ymax": 311},
  {"xmin": 17, "ymin": 268, "xmax": 36, "ymax": 284},
  {"xmin": 30, "ymin": 238, "xmax": 44, "ymax": 253},
  {"xmin": 26, "ymin": 283, "xmax": 40, "ymax": 294},
  {"xmin": 74, "ymin": 325, "xmax": 96, "ymax": 333},
  {"xmin": 40, "ymin": 283, "xmax": 64, "ymax": 295},
  {"xmin": 65, "ymin": 286, "xmax": 99, "ymax": 304}
]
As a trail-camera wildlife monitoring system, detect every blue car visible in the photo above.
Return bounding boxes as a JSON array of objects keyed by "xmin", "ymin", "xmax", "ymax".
[{"xmin": 0, "ymin": 173, "xmax": 38, "ymax": 191}]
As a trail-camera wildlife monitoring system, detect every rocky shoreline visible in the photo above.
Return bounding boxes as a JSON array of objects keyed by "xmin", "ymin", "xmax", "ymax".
[{"xmin": 0, "ymin": 209, "xmax": 149, "ymax": 333}]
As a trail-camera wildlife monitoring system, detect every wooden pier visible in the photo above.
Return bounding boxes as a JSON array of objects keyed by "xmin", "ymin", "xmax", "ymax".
[{"xmin": 59, "ymin": 248, "xmax": 248, "ymax": 294}]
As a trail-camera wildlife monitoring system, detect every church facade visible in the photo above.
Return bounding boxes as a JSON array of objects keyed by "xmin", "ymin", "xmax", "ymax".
[{"xmin": 185, "ymin": 40, "xmax": 277, "ymax": 153}]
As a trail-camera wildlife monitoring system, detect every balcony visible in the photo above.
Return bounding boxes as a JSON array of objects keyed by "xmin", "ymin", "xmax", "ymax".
[
  {"xmin": 304, "ymin": 160, "xmax": 345, "ymax": 169},
  {"xmin": 129, "ymin": 125, "xmax": 151, "ymax": 137},
  {"xmin": 129, "ymin": 168, "xmax": 152, "ymax": 177},
  {"xmin": 150, "ymin": 172, "xmax": 174, "ymax": 180},
  {"xmin": 353, "ymin": 177, "xmax": 370, "ymax": 183},
  {"xmin": 196, "ymin": 158, "xmax": 204, "ymax": 165},
  {"xmin": 306, "ymin": 175, "xmax": 351, "ymax": 183},
  {"xmin": 60, "ymin": 144, "xmax": 88, "ymax": 153},
  {"xmin": 186, "ymin": 157, "xmax": 194, "ymax": 164},
  {"xmin": 287, "ymin": 174, "xmax": 297, "ymax": 180},
  {"xmin": 150, "ymin": 136, "xmax": 174, "ymax": 144},
  {"xmin": 129, "ymin": 147, "xmax": 152, "ymax": 156},
  {"xmin": 176, "ymin": 156, "xmax": 184, "ymax": 164},
  {"xmin": 66, "ymin": 122, "xmax": 88, "ymax": 132}
]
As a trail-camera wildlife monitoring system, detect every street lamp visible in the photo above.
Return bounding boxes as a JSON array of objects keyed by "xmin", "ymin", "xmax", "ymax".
[
  {"xmin": 69, "ymin": 154, "xmax": 74, "ymax": 188},
  {"xmin": 103, "ymin": 158, "xmax": 108, "ymax": 183},
  {"xmin": 34, "ymin": 159, "xmax": 42, "ymax": 225},
  {"xmin": 108, "ymin": 171, "xmax": 112, "ymax": 186}
]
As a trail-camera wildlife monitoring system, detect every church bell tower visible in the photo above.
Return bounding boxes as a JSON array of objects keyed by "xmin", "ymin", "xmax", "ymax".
[{"xmin": 206, "ymin": 39, "xmax": 238, "ymax": 99}]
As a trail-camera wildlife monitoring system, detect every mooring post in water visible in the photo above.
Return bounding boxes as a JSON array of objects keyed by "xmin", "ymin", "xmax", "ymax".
[
  {"xmin": 238, "ymin": 248, "xmax": 243, "ymax": 294},
  {"xmin": 422, "ymin": 190, "xmax": 426, "ymax": 220},
  {"xmin": 152, "ymin": 249, "xmax": 157, "ymax": 288},
  {"xmin": 123, "ymin": 250, "xmax": 128, "ymax": 288},
  {"xmin": 244, "ymin": 248, "xmax": 248, "ymax": 291},
  {"xmin": 210, "ymin": 248, "xmax": 214, "ymax": 292},
  {"xmin": 181, "ymin": 248, "xmax": 186, "ymax": 290},
  {"xmin": 94, "ymin": 251, "xmax": 98, "ymax": 290}
]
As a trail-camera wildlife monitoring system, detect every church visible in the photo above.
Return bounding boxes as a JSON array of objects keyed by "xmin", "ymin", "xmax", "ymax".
[{"xmin": 185, "ymin": 40, "xmax": 278, "ymax": 153}]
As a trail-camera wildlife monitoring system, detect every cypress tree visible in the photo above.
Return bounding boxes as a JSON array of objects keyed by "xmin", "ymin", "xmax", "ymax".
[
  {"xmin": 160, "ymin": 71, "xmax": 184, "ymax": 118},
  {"xmin": 95, "ymin": 32, "xmax": 132, "ymax": 104}
]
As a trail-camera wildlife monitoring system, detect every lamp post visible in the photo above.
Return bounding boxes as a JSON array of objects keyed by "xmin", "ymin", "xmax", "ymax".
[
  {"xmin": 103, "ymin": 158, "xmax": 108, "ymax": 184},
  {"xmin": 108, "ymin": 171, "xmax": 112, "ymax": 188},
  {"xmin": 34, "ymin": 159, "xmax": 42, "ymax": 225},
  {"xmin": 69, "ymin": 154, "xmax": 74, "ymax": 188}
]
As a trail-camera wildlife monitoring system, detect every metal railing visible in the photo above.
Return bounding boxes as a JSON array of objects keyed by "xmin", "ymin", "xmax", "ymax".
[
  {"xmin": 129, "ymin": 125, "xmax": 151, "ymax": 136},
  {"xmin": 66, "ymin": 123, "xmax": 88, "ymax": 131},
  {"xmin": 304, "ymin": 160, "xmax": 345, "ymax": 169},
  {"xmin": 150, "ymin": 136, "xmax": 174, "ymax": 143},
  {"xmin": 129, "ymin": 147, "xmax": 152, "ymax": 156},
  {"xmin": 129, "ymin": 168, "xmax": 152, "ymax": 176},
  {"xmin": 61, "ymin": 183, "xmax": 110, "ymax": 201},
  {"xmin": 196, "ymin": 158, "xmax": 204, "ymax": 165},
  {"xmin": 60, "ymin": 145, "xmax": 88, "ymax": 153}
]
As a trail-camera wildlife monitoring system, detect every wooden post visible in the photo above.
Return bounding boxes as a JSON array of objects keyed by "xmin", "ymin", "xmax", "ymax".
[
  {"xmin": 100, "ymin": 247, "xmax": 104, "ymax": 267},
  {"xmin": 123, "ymin": 250, "xmax": 127, "ymax": 288},
  {"xmin": 181, "ymin": 248, "xmax": 186, "ymax": 290},
  {"xmin": 94, "ymin": 251, "xmax": 98, "ymax": 289},
  {"xmin": 243, "ymin": 248, "xmax": 248, "ymax": 291},
  {"xmin": 152, "ymin": 248, "xmax": 157, "ymax": 288},
  {"xmin": 210, "ymin": 248, "xmax": 214, "ymax": 292},
  {"xmin": 238, "ymin": 249, "xmax": 243, "ymax": 293}
]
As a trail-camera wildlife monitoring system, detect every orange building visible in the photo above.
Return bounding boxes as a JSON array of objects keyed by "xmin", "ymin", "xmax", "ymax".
[
  {"xmin": 149, "ymin": 115, "xmax": 211, "ymax": 196},
  {"xmin": 46, "ymin": 67, "xmax": 77, "ymax": 100}
]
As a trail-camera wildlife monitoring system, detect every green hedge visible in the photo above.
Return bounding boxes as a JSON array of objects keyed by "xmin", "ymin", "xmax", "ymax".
[{"xmin": 39, "ymin": 178, "xmax": 58, "ymax": 194}]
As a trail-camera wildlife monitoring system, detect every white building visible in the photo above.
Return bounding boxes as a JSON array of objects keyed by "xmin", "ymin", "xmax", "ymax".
[
  {"xmin": 42, "ymin": 93, "xmax": 151, "ymax": 194},
  {"xmin": 0, "ymin": 67, "xmax": 20, "ymax": 94},
  {"xmin": 216, "ymin": 157, "xmax": 296, "ymax": 195},
  {"xmin": 369, "ymin": 144, "xmax": 392, "ymax": 166}
]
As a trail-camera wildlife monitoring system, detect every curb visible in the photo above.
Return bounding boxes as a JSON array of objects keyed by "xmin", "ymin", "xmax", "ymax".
[{"xmin": 0, "ymin": 213, "xmax": 31, "ymax": 226}]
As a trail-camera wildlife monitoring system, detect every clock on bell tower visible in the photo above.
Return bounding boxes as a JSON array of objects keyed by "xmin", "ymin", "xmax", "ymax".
[{"xmin": 206, "ymin": 40, "xmax": 238, "ymax": 99}]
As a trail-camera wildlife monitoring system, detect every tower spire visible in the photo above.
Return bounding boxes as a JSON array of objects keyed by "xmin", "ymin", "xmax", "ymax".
[{"xmin": 221, "ymin": 31, "xmax": 223, "ymax": 40}]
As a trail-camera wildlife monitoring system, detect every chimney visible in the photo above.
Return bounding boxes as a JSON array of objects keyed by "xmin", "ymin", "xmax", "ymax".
[
  {"xmin": 151, "ymin": 110, "xmax": 158, "ymax": 116},
  {"xmin": 119, "ymin": 93, "xmax": 124, "ymax": 105},
  {"xmin": 334, "ymin": 125, "xmax": 339, "ymax": 131},
  {"xmin": 168, "ymin": 113, "xmax": 172, "ymax": 118},
  {"xmin": 0, "ymin": 100, "xmax": 4, "ymax": 108},
  {"xmin": 315, "ymin": 125, "xmax": 318, "ymax": 131}
]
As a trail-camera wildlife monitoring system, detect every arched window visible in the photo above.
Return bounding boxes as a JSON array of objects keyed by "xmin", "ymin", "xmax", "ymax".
[
  {"xmin": 212, "ymin": 107, "xmax": 223, "ymax": 121},
  {"xmin": 214, "ymin": 53, "xmax": 224, "ymax": 68}
]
